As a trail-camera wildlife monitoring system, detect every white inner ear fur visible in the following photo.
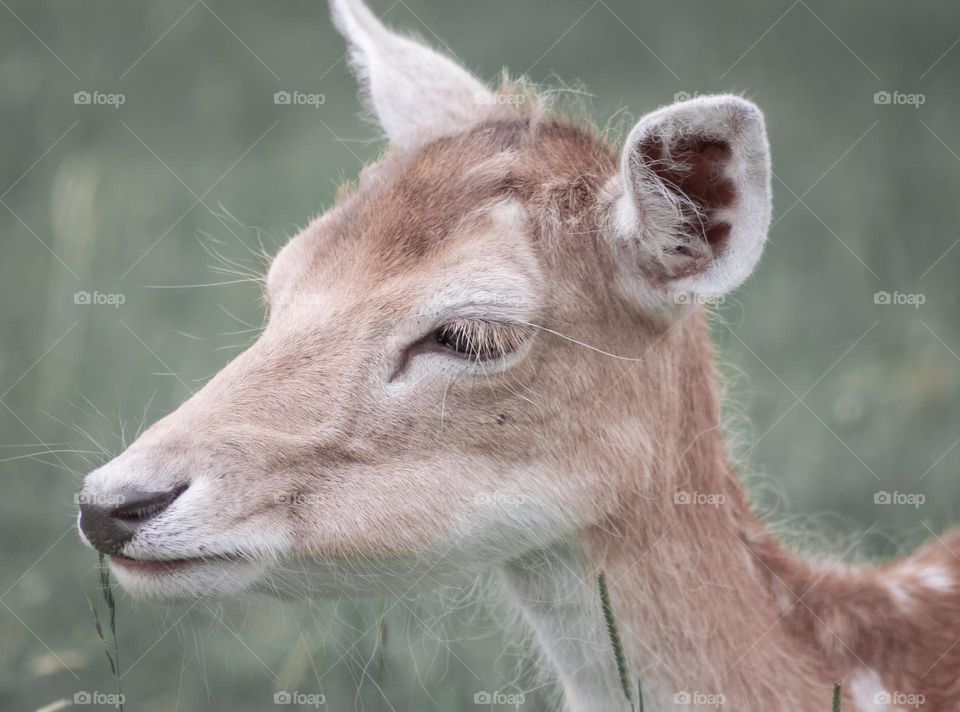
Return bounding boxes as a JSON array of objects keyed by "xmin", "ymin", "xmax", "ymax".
[
  {"xmin": 613, "ymin": 94, "xmax": 772, "ymax": 299},
  {"xmin": 329, "ymin": 0, "xmax": 496, "ymax": 144}
]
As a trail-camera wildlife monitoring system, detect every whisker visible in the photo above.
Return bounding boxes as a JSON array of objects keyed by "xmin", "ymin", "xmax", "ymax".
[
  {"xmin": 218, "ymin": 304, "xmax": 261, "ymax": 330},
  {"xmin": 516, "ymin": 319, "xmax": 652, "ymax": 362},
  {"xmin": 0, "ymin": 449, "xmax": 100, "ymax": 463},
  {"xmin": 143, "ymin": 279, "xmax": 261, "ymax": 289}
]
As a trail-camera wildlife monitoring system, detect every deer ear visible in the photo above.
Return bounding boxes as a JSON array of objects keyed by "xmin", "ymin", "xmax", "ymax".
[
  {"xmin": 612, "ymin": 95, "xmax": 772, "ymax": 300},
  {"xmin": 329, "ymin": 0, "xmax": 495, "ymax": 144}
]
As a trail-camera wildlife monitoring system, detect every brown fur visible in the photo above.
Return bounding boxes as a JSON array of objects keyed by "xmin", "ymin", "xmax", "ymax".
[{"xmin": 81, "ymin": 75, "xmax": 960, "ymax": 712}]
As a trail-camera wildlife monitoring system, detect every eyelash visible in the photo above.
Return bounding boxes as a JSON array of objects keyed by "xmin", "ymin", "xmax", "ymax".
[{"xmin": 433, "ymin": 318, "xmax": 531, "ymax": 363}]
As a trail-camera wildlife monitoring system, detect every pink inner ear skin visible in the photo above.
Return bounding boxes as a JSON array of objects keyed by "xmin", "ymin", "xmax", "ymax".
[{"xmin": 640, "ymin": 136, "xmax": 736, "ymax": 253}]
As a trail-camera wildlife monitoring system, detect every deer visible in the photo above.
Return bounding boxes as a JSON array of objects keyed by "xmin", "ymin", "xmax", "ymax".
[{"xmin": 76, "ymin": 1, "xmax": 960, "ymax": 709}]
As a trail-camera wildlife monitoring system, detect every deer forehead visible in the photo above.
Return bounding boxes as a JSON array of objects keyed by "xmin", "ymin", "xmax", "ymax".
[
  {"xmin": 265, "ymin": 196, "xmax": 543, "ymax": 326},
  {"xmin": 264, "ymin": 127, "xmax": 605, "ymax": 321}
]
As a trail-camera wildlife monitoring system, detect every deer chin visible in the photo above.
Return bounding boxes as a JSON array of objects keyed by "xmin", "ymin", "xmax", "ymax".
[
  {"xmin": 106, "ymin": 553, "xmax": 269, "ymax": 601},
  {"xmin": 99, "ymin": 523, "xmax": 491, "ymax": 602},
  {"xmin": 108, "ymin": 548, "xmax": 482, "ymax": 602},
  {"xmin": 251, "ymin": 502, "xmax": 578, "ymax": 601}
]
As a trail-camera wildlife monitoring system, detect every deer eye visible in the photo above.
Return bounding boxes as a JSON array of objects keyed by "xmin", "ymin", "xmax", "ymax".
[{"xmin": 434, "ymin": 319, "xmax": 531, "ymax": 362}]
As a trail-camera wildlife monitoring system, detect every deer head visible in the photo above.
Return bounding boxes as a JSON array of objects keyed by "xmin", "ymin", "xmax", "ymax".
[{"xmin": 77, "ymin": 0, "xmax": 771, "ymax": 604}]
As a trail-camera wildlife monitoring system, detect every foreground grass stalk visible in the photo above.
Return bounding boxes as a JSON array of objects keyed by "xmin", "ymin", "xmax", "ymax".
[
  {"xmin": 598, "ymin": 573, "xmax": 635, "ymax": 709},
  {"xmin": 87, "ymin": 553, "xmax": 123, "ymax": 712}
]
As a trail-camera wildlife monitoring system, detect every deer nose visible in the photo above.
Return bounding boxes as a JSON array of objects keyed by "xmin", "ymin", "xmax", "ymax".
[{"xmin": 79, "ymin": 486, "xmax": 187, "ymax": 555}]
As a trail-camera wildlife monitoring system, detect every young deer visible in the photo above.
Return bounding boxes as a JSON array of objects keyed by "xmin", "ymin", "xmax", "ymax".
[{"xmin": 77, "ymin": 1, "xmax": 960, "ymax": 709}]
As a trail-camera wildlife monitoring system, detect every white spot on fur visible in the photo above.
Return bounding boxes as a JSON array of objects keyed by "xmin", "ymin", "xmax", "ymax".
[
  {"xmin": 917, "ymin": 563, "xmax": 953, "ymax": 593},
  {"xmin": 894, "ymin": 560, "xmax": 955, "ymax": 597}
]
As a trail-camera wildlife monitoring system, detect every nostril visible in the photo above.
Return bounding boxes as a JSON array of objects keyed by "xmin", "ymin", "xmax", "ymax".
[
  {"xmin": 78, "ymin": 484, "xmax": 188, "ymax": 555},
  {"xmin": 111, "ymin": 485, "xmax": 188, "ymax": 522}
]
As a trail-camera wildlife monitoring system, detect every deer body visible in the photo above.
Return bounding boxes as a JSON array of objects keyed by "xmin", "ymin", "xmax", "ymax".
[{"xmin": 77, "ymin": 1, "xmax": 960, "ymax": 709}]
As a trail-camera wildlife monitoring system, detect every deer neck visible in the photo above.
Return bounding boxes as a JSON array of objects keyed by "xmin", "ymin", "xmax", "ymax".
[
  {"xmin": 580, "ymin": 474, "xmax": 841, "ymax": 710},
  {"xmin": 500, "ymin": 542, "xmax": 634, "ymax": 712},
  {"xmin": 501, "ymin": 313, "xmax": 841, "ymax": 711}
]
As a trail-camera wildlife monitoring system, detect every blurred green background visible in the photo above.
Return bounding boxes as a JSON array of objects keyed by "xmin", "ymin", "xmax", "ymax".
[{"xmin": 2, "ymin": 1, "xmax": 959, "ymax": 709}]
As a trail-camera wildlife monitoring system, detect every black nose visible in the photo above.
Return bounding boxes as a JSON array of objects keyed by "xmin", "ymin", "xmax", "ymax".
[{"xmin": 79, "ymin": 486, "xmax": 187, "ymax": 555}]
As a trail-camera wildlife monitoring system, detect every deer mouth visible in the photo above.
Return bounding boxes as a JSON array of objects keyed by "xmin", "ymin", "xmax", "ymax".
[
  {"xmin": 104, "ymin": 550, "xmax": 268, "ymax": 600},
  {"xmin": 109, "ymin": 552, "xmax": 244, "ymax": 574}
]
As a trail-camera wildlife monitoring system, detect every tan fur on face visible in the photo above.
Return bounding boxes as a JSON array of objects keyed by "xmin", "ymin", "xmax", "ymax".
[
  {"xmin": 82, "ymin": 107, "xmax": 960, "ymax": 705},
  {"xmin": 82, "ymin": 112, "xmax": 633, "ymax": 586},
  {"xmin": 78, "ymin": 7, "xmax": 960, "ymax": 707}
]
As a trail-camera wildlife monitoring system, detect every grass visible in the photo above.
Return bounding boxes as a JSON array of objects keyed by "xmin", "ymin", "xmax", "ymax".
[
  {"xmin": 86, "ymin": 554, "xmax": 123, "ymax": 712},
  {"xmin": 598, "ymin": 572, "xmax": 637, "ymax": 709}
]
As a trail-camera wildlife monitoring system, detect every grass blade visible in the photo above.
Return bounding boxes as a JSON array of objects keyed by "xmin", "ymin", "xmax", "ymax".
[
  {"xmin": 86, "ymin": 554, "xmax": 124, "ymax": 711},
  {"xmin": 598, "ymin": 573, "xmax": 634, "ymax": 708}
]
